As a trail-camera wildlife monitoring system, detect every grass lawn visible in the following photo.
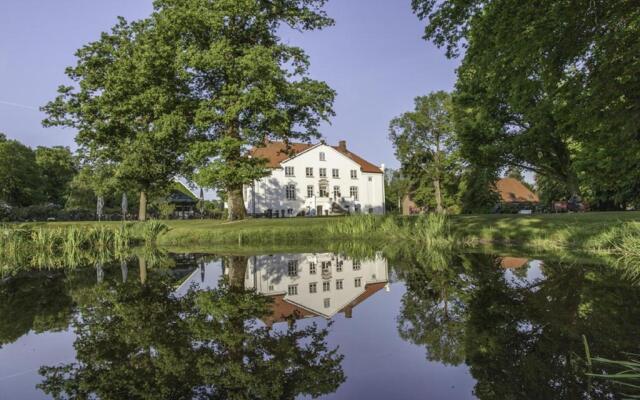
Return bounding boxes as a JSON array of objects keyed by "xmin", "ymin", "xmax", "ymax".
[{"xmin": 16, "ymin": 211, "xmax": 640, "ymax": 252}]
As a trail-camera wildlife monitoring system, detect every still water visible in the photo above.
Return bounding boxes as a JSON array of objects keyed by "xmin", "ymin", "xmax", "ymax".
[{"xmin": 0, "ymin": 250, "xmax": 639, "ymax": 399}]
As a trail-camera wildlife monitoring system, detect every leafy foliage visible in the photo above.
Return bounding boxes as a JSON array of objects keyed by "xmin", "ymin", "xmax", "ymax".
[
  {"xmin": 389, "ymin": 92, "xmax": 462, "ymax": 213},
  {"xmin": 413, "ymin": 0, "xmax": 640, "ymax": 207}
]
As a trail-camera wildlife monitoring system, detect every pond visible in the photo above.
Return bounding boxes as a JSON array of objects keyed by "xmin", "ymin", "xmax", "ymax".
[{"xmin": 0, "ymin": 248, "xmax": 639, "ymax": 399}]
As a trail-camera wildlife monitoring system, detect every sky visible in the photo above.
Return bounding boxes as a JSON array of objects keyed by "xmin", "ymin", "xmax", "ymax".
[{"xmin": 0, "ymin": 0, "xmax": 459, "ymax": 171}]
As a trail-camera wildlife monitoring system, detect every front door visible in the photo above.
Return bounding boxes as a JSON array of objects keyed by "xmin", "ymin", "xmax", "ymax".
[{"xmin": 316, "ymin": 205, "xmax": 323, "ymax": 216}]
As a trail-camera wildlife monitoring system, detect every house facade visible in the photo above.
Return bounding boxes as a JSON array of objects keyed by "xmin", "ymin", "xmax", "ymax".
[
  {"xmin": 245, "ymin": 252, "xmax": 389, "ymax": 321},
  {"xmin": 174, "ymin": 252, "xmax": 390, "ymax": 324},
  {"xmin": 245, "ymin": 140, "xmax": 385, "ymax": 217}
]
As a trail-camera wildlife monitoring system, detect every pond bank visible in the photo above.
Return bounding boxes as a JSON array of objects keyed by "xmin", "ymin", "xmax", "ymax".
[
  {"xmin": 156, "ymin": 212, "xmax": 640, "ymax": 254},
  {"xmin": 7, "ymin": 211, "xmax": 640, "ymax": 254}
]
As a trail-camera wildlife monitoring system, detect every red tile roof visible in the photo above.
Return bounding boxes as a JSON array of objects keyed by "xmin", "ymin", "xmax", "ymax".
[
  {"xmin": 496, "ymin": 178, "xmax": 539, "ymax": 203},
  {"xmin": 250, "ymin": 141, "xmax": 383, "ymax": 174}
]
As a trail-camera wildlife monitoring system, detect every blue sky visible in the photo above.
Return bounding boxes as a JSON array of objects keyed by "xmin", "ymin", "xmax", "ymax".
[{"xmin": 0, "ymin": 0, "xmax": 458, "ymax": 170}]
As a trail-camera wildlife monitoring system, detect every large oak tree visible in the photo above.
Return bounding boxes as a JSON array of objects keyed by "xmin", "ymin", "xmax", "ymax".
[
  {"xmin": 413, "ymin": 0, "xmax": 640, "ymax": 202},
  {"xmin": 152, "ymin": 0, "xmax": 336, "ymax": 220},
  {"xmin": 43, "ymin": 17, "xmax": 194, "ymax": 220}
]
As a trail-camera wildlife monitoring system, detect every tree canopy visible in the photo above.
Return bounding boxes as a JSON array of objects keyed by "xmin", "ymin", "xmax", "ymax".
[
  {"xmin": 151, "ymin": 0, "xmax": 336, "ymax": 220},
  {"xmin": 389, "ymin": 91, "xmax": 462, "ymax": 213},
  {"xmin": 413, "ymin": 0, "xmax": 640, "ymax": 208}
]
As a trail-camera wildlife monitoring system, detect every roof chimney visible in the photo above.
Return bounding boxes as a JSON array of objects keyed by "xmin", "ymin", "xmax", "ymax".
[{"xmin": 338, "ymin": 140, "xmax": 347, "ymax": 152}]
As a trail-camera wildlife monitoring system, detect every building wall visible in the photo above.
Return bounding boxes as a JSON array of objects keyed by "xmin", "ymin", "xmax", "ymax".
[
  {"xmin": 245, "ymin": 252, "xmax": 389, "ymax": 318},
  {"xmin": 244, "ymin": 144, "xmax": 385, "ymax": 216}
]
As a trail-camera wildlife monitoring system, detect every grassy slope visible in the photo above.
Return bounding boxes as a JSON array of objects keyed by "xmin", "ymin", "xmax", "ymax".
[
  {"xmin": 452, "ymin": 211, "xmax": 640, "ymax": 250},
  {"xmin": 155, "ymin": 211, "xmax": 640, "ymax": 246},
  {"xmin": 19, "ymin": 211, "xmax": 640, "ymax": 252}
]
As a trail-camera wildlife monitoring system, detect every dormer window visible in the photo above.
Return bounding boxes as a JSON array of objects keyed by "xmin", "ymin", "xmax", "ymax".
[{"xmin": 319, "ymin": 152, "xmax": 326, "ymax": 161}]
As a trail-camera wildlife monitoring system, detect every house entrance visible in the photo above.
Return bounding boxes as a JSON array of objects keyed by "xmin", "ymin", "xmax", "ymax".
[{"xmin": 316, "ymin": 205, "xmax": 323, "ymax": 216}]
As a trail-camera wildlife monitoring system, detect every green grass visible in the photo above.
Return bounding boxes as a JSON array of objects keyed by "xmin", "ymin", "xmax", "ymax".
[{"xmin": 9, "ymin": 211, "xmax": 640, "ymax": 253}]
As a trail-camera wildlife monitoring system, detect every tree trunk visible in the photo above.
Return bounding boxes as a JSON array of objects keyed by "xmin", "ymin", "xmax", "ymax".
[
  {"xmin": 433, "ymin": 179, "xmax": 444, "ymax": 214},
  {"xmin": 139, "ymin": 256, "xmax": 147, "ymax": 285},
  {"xmin": 226, "ymin": 186, "xmax": 246, "ymax": 221},
  {"xmin": 227, "ymin": 256, "xmax": 248, "ymax": 290},
  {"xmin": 566, "ymin": 170, "xmax": 581, "ymax": 197},
  {"xmin": 138, "ymin": 191, "xmax": 148, "ymax": 221}
]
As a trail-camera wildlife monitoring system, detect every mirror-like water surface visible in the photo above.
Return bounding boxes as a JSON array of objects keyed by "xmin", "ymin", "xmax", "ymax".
[{"xmin": 1, "ymin": 250, "xmax": 639, "ymax": 399}]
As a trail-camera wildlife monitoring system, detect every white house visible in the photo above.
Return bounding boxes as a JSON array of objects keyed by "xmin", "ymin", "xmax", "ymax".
[
  {"xmin": 174, "ymin": 252, "xmax": 390, "ymax": 324},
  {"xmin": 245, "ymin": 252, "xmax": 390, "ymax": 322},
  {"xmin": 245, "ymin": 140, "xmax": 386, "ymax": 216}
]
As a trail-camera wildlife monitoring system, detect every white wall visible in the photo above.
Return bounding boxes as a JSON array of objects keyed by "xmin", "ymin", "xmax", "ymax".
[
  {"xmin": 245, "ymin": 252, "xmax": 389, "ymax": 318},
  {"xmin": 244, "ymin": 144, "xmax": 385, "ymax": 216}
]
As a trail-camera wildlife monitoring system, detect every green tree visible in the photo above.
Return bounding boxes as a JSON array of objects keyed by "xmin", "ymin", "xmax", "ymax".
[
  {"xmin": 389, "ymin": 92, "xmax": 460, "ymax": 213},
  {"xmin": 35, "ymin": 146, "xmax": 77, "ymax": 206},
  {"xmin": 0, "ymin": 135, "xmax": 44, "ymax": 206},
  {"xmin": 152, "ymin": 0, "xmax": 336, "ymax": 220},
  {"xmin": 384, "ymin": 168, "xmax": 411, "ymax": 213},
  {"xmin": 413, "ymin": 0, "xmax": 640, "ymax": 203},
  {"xmin": 458, "ymin": 166, "xmax": 500, "ymax": 214},
  {"xmin": 43, "ymin": 17, "xmax": 193, "ymax": 221}
]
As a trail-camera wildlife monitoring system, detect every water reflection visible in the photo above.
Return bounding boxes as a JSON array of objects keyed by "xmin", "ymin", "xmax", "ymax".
[
  {"xmin": 395, "ymin": 251, "xmax": 640, "ymax": 399},
  {"xmin": 35, "ymin": 256, "xmax": 345, "ymax": 399},
  {"xmin": 176, "ymin": 253, "xmax": 390, "ymax": 324},
  {"xmin": 0, "ymin": 249, "xmax": 639, "ymax": 399}
]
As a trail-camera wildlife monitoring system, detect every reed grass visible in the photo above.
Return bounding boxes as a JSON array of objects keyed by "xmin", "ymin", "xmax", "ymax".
[{"xmin": 0, "ymin": 223, "xmax": 151, "ymax": 271}]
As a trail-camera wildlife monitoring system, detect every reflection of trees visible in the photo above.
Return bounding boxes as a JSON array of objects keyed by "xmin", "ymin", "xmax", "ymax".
[
  {"xmin": 38, "ymin": 255, "xmax": 345, "ymax": 399},
  {"xmin": 395, "ymin": 251, "xmax": 640, "ymax": 399},
  {"xmin": 395, "ymin": 249, "xmax": 469, "ymax": 365},
  {"xmin": 0, "ymin": 271, "xmax": 73, "ymax": 347}
]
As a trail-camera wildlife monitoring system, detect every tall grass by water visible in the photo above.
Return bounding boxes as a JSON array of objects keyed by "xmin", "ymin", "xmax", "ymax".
[
  {"xmin": 327, "ymin": 213, "xmax": 459, "ymax": 249},
  {"xmin": 0, "ymin": 221, "xmax": 167, "ymax": 272}
]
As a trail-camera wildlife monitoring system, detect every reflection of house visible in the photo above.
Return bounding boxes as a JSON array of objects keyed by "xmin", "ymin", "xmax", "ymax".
[
  {"xmin": 245, "ymin": 253, "xmax": 389, "ymax": 323},
  {"xmin": 495, "ymin": 178, "xmax": 539, "ymax": 204},
  {"xmin": 246, "ymin": 140, "xmax": 386, "ymax": 217},
  {"xmin": 499, "ymin": 257, "xmax": 530, "ymax": 269}
]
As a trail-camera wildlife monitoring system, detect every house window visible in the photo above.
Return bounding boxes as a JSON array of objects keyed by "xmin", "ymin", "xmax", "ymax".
[
  {"xmin": 285, "ymin": 166, "xmax": 295, "ymax": 177},
  {"xmin": 354, "ymin": 278, "xmax": 362, "ymax": 288},
  {"xmin": 324, "ymin": 298, "xmax": 330, "ymax": 308},
  {"xmin": 288, "ymin": 285, "xmax": 298, "ymax": 295},
  {"xmin": 350, "ymin": 186, "xmax": 359, "ymax": 201},
  {"xmin": 323, "ymin": 281, "xmax": 330, "ymax": 292},
  {"xmin": 351, "ymin": 170, "xmax": 358, "ymax": 179},
  {"xmin": 332, "ymin": 169, "xmax": 339, "ymax": 178},
  {"xmin": 288, "ymin": 260, "xmax": 298, "ymax": 276},
  {"xmin": 333, "ymin": 186, "xmax": 341, "ymax": 199},
  {"xmin": 336, "ymin": 262, "xmax": 343, "ymax": 272},
  {"xmin": 307, "ymin": 185, "xmax": 314, "ymax": 198},
  {"xmin": 320, "ymin": 152, "xmax": 326, "ymax": 161},
  {"xmin": 268, "ymin": 285, "xmax": 274, "ymax": 292},
  {"xmin": 306, "ymin": 167, "xmax": 313, "ymax": 177},
  {"xmin": 353, "ymin": 260, "xmax": 361, "ymax": 271},
  {"xmin": 319, "ymin": 183, "xmax": 329, "ymax": 197},
  {"xmin": 336, "ymin": 279, "xmax": 343, "ymax": 290},
  {"xmin": 322, "ymin": 262, "xmax": 330, "ymax": 274},
  {"xmin": 287, "ymin": 208, "xmax": 293, "ymax": 215},
  {"xmin": 309, "ymin": 282, "xmax": 317, "ymax": 293},
  {"xmin": 285, "ymin": 184, "xmax": 296, "ymax": 200},
  {"xmin": 309, "ymin": 262, "xmax": 316, "ymax": 274},
  {"xmin": 319, "ymin": 168, "xmax": 327, "ymax": 178}
]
